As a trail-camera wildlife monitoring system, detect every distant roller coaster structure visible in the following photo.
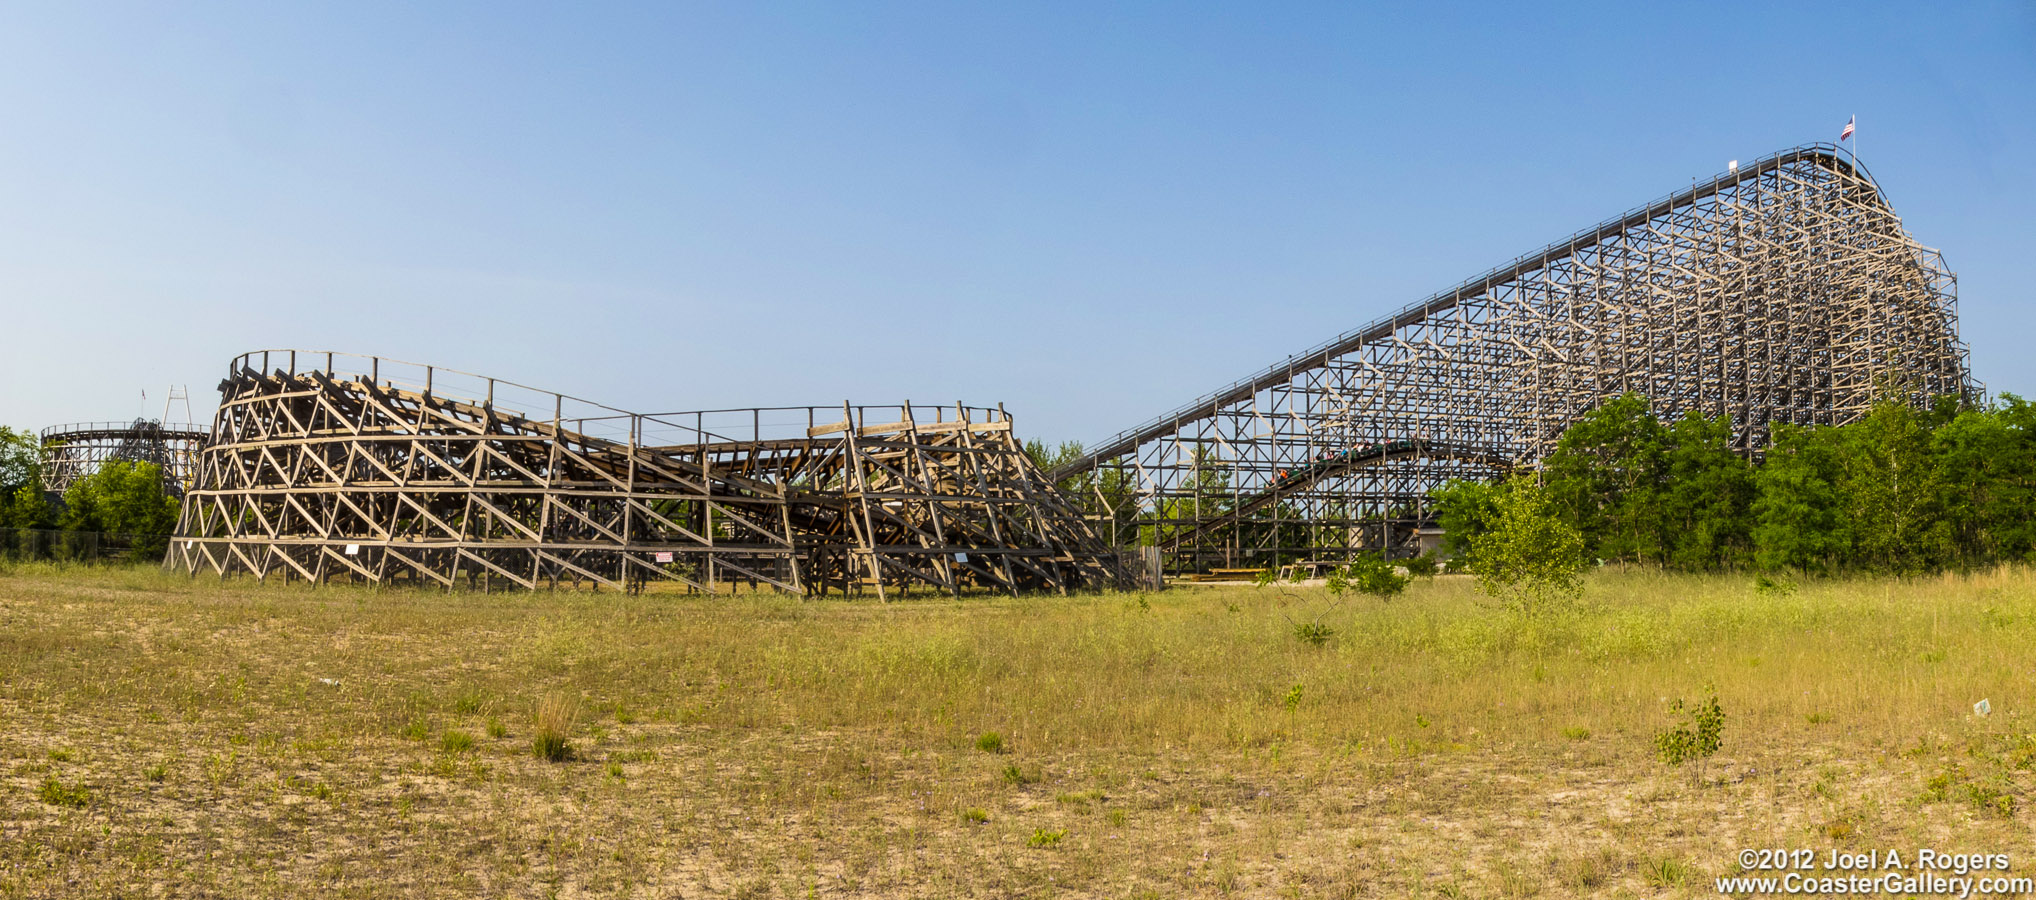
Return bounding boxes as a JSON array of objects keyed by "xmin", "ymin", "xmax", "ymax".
[
  {"xmin": 1049, "ymin": 144, "xmax": 1973, "ymax": 572},
  {"xmin": 40, "ymin": 420, "xmax": 206, "ymax": 497},
  {"xmin": 167, "ymin": 351, "xmax": 1127, "ymax": 595}
]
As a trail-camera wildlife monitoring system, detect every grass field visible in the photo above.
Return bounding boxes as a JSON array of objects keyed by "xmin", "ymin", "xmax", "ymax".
[{"xmin": 2, "ymin": 563, "xmax": 2034, "ymax": 898}]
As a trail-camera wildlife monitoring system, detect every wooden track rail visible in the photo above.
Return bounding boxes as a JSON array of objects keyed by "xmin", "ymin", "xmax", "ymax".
[
  {"xmin": 1050, "ymin": 145, "xmax": 1975, "ymax": 572},
  {"xmin": 166, "ymin": 351, "xmax": 1127, "ymax": 596}
]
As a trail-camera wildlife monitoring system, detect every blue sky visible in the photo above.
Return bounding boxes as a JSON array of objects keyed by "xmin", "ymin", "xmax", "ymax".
[{"xmin": 2, "ymin": 2, "xmax": 2031, "ymax": 445}]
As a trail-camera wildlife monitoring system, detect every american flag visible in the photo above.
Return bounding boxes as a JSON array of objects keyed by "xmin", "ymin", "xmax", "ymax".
[{"xmin": 1840, "ymin": 117, "xmax": 1855, "ymax": 142}]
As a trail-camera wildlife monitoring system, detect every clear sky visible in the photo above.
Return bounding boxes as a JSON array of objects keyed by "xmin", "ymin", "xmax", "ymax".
[{"xmin": 2, "ymin": 2, "xmax": 2031, "ymax": 445}]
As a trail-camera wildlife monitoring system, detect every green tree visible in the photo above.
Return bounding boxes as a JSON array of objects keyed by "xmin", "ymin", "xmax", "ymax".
[
  {"xmin": 1022, "ymin": 439, "xmax": 1087, "ymax": 485},
  {"xmin": 1840, "ymin": 400, "xmax": 1949, "ymax": 573},
  {"xmin": 0, "ymin": 426, "xmax": 38, "ymax": 493},
  {"xmin": 60, "ymin": 460, "xmax": 181, "ymax": 557},
  {"xmin": 4, "ymin": 485, "xmax": 56, "ymax": 529},
  {"xmin": 1659, "ymin": 412, "xmax": 1756, "ymax": 570},
  {"xmin": 1540, "ymin": 393, "xmax": 1668, "ymax": 564},
  {"xmin": 1467, "ymin": 475, "xmax": 1588, "ymax": 615},
  {"xmin": 0, "ymin": 427, "xmax": 50, "ymax": 530},
  {"xmin": 1933, "ymin": 397, "xmax": 2036, "ymax": 565},
  {"xmin": 1430, "ymin": 478, "xmax": 1504, "ymax": 568},
  {"xmin": 1751, "ymin": 423, "xmax": 1852, "ymax": 573}
]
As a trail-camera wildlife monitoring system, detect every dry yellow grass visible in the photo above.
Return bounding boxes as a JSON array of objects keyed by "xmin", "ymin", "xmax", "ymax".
[{"xmin": 1, "ymin": 562, "xmax": 2033, "ymax": 897}]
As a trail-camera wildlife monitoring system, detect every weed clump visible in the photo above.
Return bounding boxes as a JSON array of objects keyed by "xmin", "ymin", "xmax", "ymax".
[
  {"xmin": 38, "ymin": 776, "xmax": 90, "ymax": 808},
  {"xmin": 532, "ymin": 694, "xmax": 580, "ymax": 763},
  {"xmin": 975, "ymin": 732, "xmax": 1007, "ymax": 754},
  {"xmin": 1002, "ymin": 764, "xmax": 1039, "ymax": 785},
  {"xmin": 1292, "ymin": 622, "xmax": 1335, "ymax": 646},
  {"xmin": 1643, "ymin": 856, "xmax": 1689, "ymax": 888},
  {"xmin": 1027, "ymin": 827, "xmax": 1066, "ymax": 848},
  {"xmin": 961, "ymin": 807, "xmax": 989, "ymax": 824},
  {"xmin": 440, "ymin": 730, "xmax": 475, "ymax": 754}
]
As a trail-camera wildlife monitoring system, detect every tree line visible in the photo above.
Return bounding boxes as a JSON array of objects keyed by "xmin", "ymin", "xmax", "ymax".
[
  {"xmin": 0, "ymin": 426, "xmax": 181, "ymax": 555},
  {"xmin": 1435, "ymin": 391, "xmax": 2036, "ymax": 576}
]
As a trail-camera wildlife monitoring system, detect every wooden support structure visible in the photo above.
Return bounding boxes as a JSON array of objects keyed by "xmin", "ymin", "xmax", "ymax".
[
  {"xmin": 1047, "ymin": 145, "xmax": 1975, "ymax": 573},
  {"xmin": 165, "ymin": 352, "xmax": 1128, "ymax": 595},
  {"xmin": 39, "ymin": 420, "xmax": 206, "ymax": 497}
]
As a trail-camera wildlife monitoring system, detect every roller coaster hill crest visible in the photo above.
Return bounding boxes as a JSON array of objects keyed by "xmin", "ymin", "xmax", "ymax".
[{"xmin": 1044, "ymin": 144, "xmax": 1970, "ymax": 574}]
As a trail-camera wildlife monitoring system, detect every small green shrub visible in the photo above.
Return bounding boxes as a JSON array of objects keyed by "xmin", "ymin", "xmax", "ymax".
[
  {"xmin": 1753, "ymin": 574, "xmax": 1797, "ymax": 596},
  {"xmin": 1967, "ymin": 782, "xmax": 2015, "ymax": 818},
  {"xmin": 485, "ymin": 717, "xmax": 507, "ymax": 740},
  {"xmin": 1561, "ymin": 726, "xmax": 1591, "ymax": 741},
  {"xmin": 399, "ymin": 719, "xmax": 430, "ymax": 742},
  {"xmin": 38, "ymin": 776, "xmax": 90, "ymax": 808},
  {"xmin": 1002, "ymin": 764, "xmax": 1038, "ymax": 785},
  {"xmin": 961, "ymin": 807, "xmax": 989, "ymax": 824},
  {"xmin": 1027, "ymin": 827, "xmax": 1066, "ymax": 848},
  {"xmin": 1654, "ymin": 691, "xmax": 1724, "ymax": 773},
  {"xmin": 143, "ymin": 762, "xmax": 168, "ymax": 782},
  {"xmin": 1328, "ymin": 553, "xmax": 1410, "ymax": 601},
  {"xmin": 975, "ymin": 732, "xmax": 1007, "ymax": 754},
  {"xmin": 1920, "ymin": 764, "xmax": 1963, "ymax": 802},
  {"xmin": 1403, "ymin": 553, "xmax": 1440, "ymax": 577},
  {"xmin": 440, "ymin": 730, "xmax": 475, "ymax": 754},
  {"xmin": 1282, "ymin": 683, "xmax": 1304, "ymax": 711}
]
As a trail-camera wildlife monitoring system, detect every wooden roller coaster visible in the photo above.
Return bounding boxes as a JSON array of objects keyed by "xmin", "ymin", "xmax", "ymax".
[
  {"xmin": 39, "ymin": 420, "xmax": 206, "ymax": 497},
  {"xmin": 166, "ymin": 144, "xmax": 1978, "ymax": 585},
  {"xmin": 1051, "ymin": 145, "xmax": 1974, "ymax": 572},
  {"xmin": 166, "ymin": 351, "xmax": 1127, "ymax": 596}
]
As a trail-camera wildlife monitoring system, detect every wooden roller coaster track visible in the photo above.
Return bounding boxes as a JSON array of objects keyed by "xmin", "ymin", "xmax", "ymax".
[{"xmin": 1049, "ymin": 145, "xmax": 1974, "ymax": 572}]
